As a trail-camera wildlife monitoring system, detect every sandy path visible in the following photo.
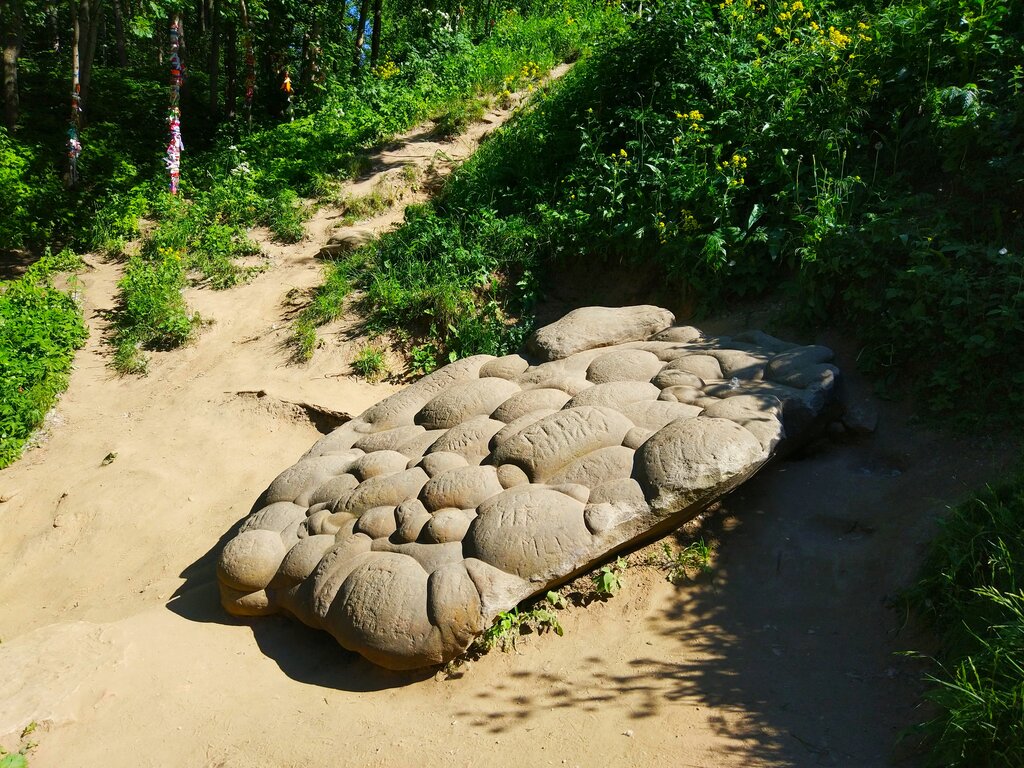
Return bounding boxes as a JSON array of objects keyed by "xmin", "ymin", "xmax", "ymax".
[{"xmin": 0, "ymin": 65, "xmax": 1016, "ymax": 766}]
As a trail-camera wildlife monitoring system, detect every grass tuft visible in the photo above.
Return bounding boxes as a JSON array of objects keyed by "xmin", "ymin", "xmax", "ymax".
[{"xmin": 906, "ymin": 475, "xmax": 1024, "ymax": 767}]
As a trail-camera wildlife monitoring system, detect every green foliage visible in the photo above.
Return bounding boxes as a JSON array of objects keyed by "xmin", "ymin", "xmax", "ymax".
[
  {"xmin": 89, "ymin": 189, "xmax": 151, "ymax": 255},
  {"xmin": 432, "ymin": 96, "xmax": 488, "ymax": 138},
  {"xmin": 409, "ymin": 343, "xmax": 441, "ymax": 375},
  {"xmin": 652, "ymin": 539, "xmax": 714, "ymax": 584},
  {"xmin": 592, "ymin": 556, "xmax": 627, "ymax": 598},
  {"xmin": 907, "ymin": 475, "xmax": 1024, "ymax": 767},
  {"xmin": 0, "ymin": 719, "xmax": 39, "ymax": 766},
  {"xmin": 352, "ymin": 344, "xmax": 389, "ymax": 381},
  {"xmin": 269, "ymin": 189, "xmax": 307, "ymax": 244},
  {"xmin": 0, "ymin": 130, "xmax": 66, "ymax": 249},
  {"xmin": 361, "ymin": 0, "xmax": 1022, "ymax": 427},
  {"xmin": 104, "ymin": 1, "xmax": 617, "ymax": 365},
  {"xmin": 0, "ymin": 253, "xmax": 88, "ymax": 468},
  {"xmin": 292, "ymin": 253, "xmax": 365, "ymax": 360},
  {"xmin": 110, "ymin": 246, "xmax": 197, "ymax": 375},
  {"xmin": 339, "ymin": 189, "xmax": 397, "ymax": 223},
  {"xmin": 478, "ymin": 591, "xmax": 566, "ymax": 652}
]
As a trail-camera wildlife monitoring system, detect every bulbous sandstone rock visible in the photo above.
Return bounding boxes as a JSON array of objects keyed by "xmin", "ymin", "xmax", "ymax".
[{"xmin": 218, "ymin": 306, "xmax": 839, "ymax": 669}]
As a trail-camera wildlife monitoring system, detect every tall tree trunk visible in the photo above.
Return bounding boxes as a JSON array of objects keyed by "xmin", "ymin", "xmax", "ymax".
[
  {"xmin": 207, "ymin": 0, "xmax": 220, "ymax": 115},
  {"xmin": 224, "ymin": 22, "xmax": 236, "ymax": 118},
  {"xmin": 2, "ymin": 0, "xmax": 23, "ymax": 132},
  {"xmin": 68, "ymin": 0, "xmax": 82, "ymax": 186},
  {"xmin": 352, "ymin": 0, "xmax": 370, "ymax": 72},
  {"xmin": 78, "ymin": 0, "xmax": 103, "ymax": 118},
  {"xmin": 49, "ymin": 4, "xmax": 60, "ymax": 51},
  {"xmin": 111, "ymin": 0, "xmax": 127, "ymax": 66},
  {"xmin": 370, "ymin": 0, "xmax": 382, "ymax": 67},
  {"xmin": 239, "ymin": 0, "xmax": 253, "ymax": 121},
  {"xmin": 301, "ymin": 17, "xmax": 320, "ymax": 91}
]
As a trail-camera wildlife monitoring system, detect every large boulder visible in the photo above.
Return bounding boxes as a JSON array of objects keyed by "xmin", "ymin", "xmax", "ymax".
[{"xmin": 217, "ymin": 307, "xmax": 839, "ymax": 669}]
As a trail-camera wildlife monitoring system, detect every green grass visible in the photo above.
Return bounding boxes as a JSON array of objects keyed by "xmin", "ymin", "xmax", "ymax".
[
  {"xmin": 352, "ymin": 344, "xmax": 389, "ymax": 382},
  {"xmin": 268, "ymin": 189, "xmax": 308, "ymax": 244},
  {"xmin": 907, "ymin": 474, "xmax": 1024, "ymax": 767},
  {"xmin": 476, "ymin": 592, "xmax": 566, "ymax": 653},
  {"xmin": 338, "ymin": 188, "xmax": 397, "ymax": 223},
  {"xmin": 0, "ymin": 252, "xmax": 88, "ymax": 467},
  {"xmin": 110, "ymin": 245, "xmax": 197, "ymax": 375},
  {"xmin": 432, "ymin": 96, "xmax": 489, "ymax": 139},
  {"xmin": 650, "ymin": 539, "xmax": 715, "ymax": 584},
  {"xmin": 292, "ymin": 253, "xmax": 366, "ymax": 361}
]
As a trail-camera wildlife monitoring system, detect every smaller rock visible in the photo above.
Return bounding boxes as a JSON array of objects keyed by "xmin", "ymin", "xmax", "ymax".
[
  {"xmin": 319, "ymin": 228, "xmax": 374, "ymax": 258},
  {"xmin": 478, "ymin": 355, "xmax": 530, "ymax": 380},
  {"xmin": 355, "ymin": 506, "xmax": 399, "ymax": 539},
  {"xmin": 395, "ymin": 499, "xmax": 432, "ymax": 542},
  {"xmin": 527, "ymin": 305, "xmax": 675, "ymax": 361},
  {"xmin": 842, "ymin": 401, "xmax": 878, "ymax": 435},
  {"xmin": 650, "ymin": 325, "xmax": 703, "ymax": 343}
]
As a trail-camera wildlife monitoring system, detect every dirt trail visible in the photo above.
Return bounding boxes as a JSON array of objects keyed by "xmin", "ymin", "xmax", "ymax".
[{"xmin": 0, "ymin": 64, "xmax": 1016, "ymax": 766}]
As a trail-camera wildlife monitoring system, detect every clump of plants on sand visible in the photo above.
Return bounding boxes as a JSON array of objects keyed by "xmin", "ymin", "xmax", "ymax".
[
  {"xmin": 0, "ymin": 253, "xmax": 88, "ymax": 468},
  {"xmin": 906, "ymin": 474, "xmax": 1024, "ymax": 767}
]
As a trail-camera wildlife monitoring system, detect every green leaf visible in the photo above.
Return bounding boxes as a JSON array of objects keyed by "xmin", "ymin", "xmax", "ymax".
[
  {"xmin": 747, "ymin": 203, "xmax": 765, "ymax": 231},
  {"xmin": 0, "ymin": 755, "xmax": 29, "ymax": 768}
]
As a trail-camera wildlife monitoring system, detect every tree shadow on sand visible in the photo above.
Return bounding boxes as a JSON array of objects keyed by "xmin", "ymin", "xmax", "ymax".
[
  {"xmin": 166, "ymin": 410, "xmax": 1003, "ymax": 759},
  {"xmin": 447, "ymin": 431, "xmax": 987, "ymax": 766}
]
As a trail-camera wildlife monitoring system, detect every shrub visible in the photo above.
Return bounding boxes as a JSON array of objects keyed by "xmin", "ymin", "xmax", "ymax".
[
  {"xmin": 110, "ymin": 247, "xmax": 196, "ymax": 375},
  {"xmin": 908, "ymin": 475, "xmax": 1024, "ymax": 767},
  {"xmin": 0, "ymin": 252, "xmax": 88, "ymax": 466}
]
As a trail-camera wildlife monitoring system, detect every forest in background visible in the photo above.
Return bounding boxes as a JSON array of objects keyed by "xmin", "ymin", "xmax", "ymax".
[{"xmin": 1, "ymin": 0, "xmax": 1023, "ymax": 765}]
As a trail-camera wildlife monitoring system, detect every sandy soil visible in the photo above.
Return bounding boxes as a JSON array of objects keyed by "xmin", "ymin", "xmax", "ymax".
[{"xmin": 0, "ymin": 66, "xmax": 1018, "ymax": 766}]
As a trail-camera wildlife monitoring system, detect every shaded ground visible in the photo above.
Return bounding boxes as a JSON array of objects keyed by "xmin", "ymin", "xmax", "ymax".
[{"xmin": 0, "ymin": 65, "xmax": 1018, "ymax": 766}]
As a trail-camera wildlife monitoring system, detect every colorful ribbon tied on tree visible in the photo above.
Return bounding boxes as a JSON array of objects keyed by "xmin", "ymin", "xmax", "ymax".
[
  {"xmin": 167, "ymin": 19, "xmax": 184, "ymax": 194},
  {"xmin": 244, "ymin": 47, "xmax": 256, "ymax": 112},
  {"xmin": 282, "ymin": 70, "xmax": 293, "ymax": 120},
  {"xmin": 67, "ymin": 79, "xmax": 82, "ymax": 185}
]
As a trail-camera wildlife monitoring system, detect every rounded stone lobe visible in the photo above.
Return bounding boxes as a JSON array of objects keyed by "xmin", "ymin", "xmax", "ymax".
[
  {"xmin": 416, "ymin": 378, "xmax": 521, "ymax": 430},
  {"xmin": 490, "ymin": 406, "xmax": 634, "ymax": 482},
  {"xmin": 586, "ymin": 349, "xmax": 664, "ymax": 384},
  {"xmin": 423, "ymin": 508, "xmax": 474, "ymax": 544},
  {"xmin": 354, "ymin": 506, "xmax": 398, "ymax": 539},
  {"xmin": 637, "ymin": 417, "xmax": 766, "ymax": 508},
  {"xmin": 565, "ymin": 381, "xmax": 660, "ymax": 409},
  {"xmin": 478, "ymin": 355, "xmax": 530, "ymax": 380},
  {"xmin": 466, "ymin": 487, "xmax": 590, "ymax": 579},
  {"xmin": 491, "ymin": 388, "xmax": 572, "ymax": 423},
  {"xmin": 263, "ymin": 455, "xmax": 355, "ymax": 505},
  {"xmin": 325, "ymin": 554, "xmax": 443, "ymax": 669},
  {"xmin": 527, "ymin": 305, "xmax": 675, "ymax": 361},
  {"xmin": 421, "ymin": 465, "xmax": 504, "ymax": 511},
  {"xmin": 661, "ymin": 355, "xmax": 723, "ymax": 382},
  {"xmin": 218, "ymin": 529, "xmax": 287, "ymax": 592},
  {"xmin": 426, "ymin": 416, "xmax": 505, "ymax": 463}
]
